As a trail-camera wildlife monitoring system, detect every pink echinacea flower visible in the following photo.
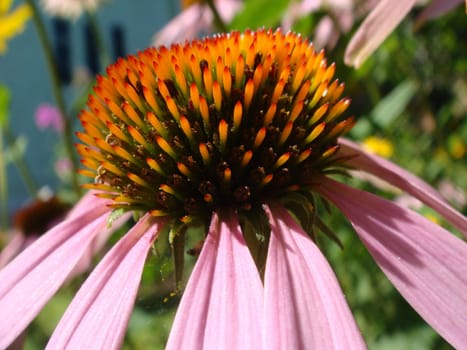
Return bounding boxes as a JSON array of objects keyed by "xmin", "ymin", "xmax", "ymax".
[
  {"xmin": 35, "ymin": 103, "xmax": 64, "ymax": 132},
  {"xmin": 0, "ymin": 29, "xmax": 466, "ymax": 349}
]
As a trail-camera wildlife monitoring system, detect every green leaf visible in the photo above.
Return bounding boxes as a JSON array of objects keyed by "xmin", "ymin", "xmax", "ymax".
[
  {"xmin": 370, "ymin": 80, "xmax": 418, "ymax": 129},
  {"xmin": 0, "ymin": 84, "xmax": 11, "ymax": 128},
  {"xmin": 229, "ymin": 0, "xmax": 290, "ymax": 31}
]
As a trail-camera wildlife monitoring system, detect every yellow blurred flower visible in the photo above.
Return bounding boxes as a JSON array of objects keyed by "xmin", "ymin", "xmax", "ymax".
[
  {"xmin": 362, "ymin": 136, "xmax": 394, "ymax": 158},
  {"xmin": 0, "ymin": 0, "xmax": 31, "ymax": 54},
  {"xmin": 424, "ymin": 213, "xmax": 440, "ymax": 225},
  {"xmin": 449, "ymin": 137, "xmax": 465, "ymax": 159}
]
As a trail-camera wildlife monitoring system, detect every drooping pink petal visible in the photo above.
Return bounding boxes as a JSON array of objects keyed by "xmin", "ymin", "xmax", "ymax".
[
  {"xmin": 46, "ymin": 215, "xmax": 161, "ymax": 349},
  {"xmin": 263, "ymin": 204, "xmax": 366, "ymax": 349},
  {"xmin": 0, "ymin": 203, "xmax": 110, "ymax": 349},
  {"xmin": 166, "ymin": 210, "xmax": 263, "ymax": 349},
  {"xmin": 66, "ymin": 190, "xmax": 105, "ymax": 219},
  {"xmin": 67, "ymin": 211, "xmax": 133, "ymax": 280},
  {"xmin": 344, "ymin": 0, "xmax": 416, "ymax": 67},
  {"xmin": 415, "ymin": 0, "xmax": 463, "ymax": 28},
  {"xmin": 318, "ymin": 177, "xmax": 467, "ymax": 349},
  {"xmin": 338, "ymin": 138, "xmax": 467, "ymax": 237}
]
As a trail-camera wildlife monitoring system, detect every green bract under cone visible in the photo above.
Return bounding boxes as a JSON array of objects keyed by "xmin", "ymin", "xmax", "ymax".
[{"xmin": 77, "ymin": 29, "xmax": 354, "ymax": 223}]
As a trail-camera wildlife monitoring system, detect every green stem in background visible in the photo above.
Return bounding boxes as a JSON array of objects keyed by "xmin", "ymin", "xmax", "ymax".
[
  {"xmin": 3, "ymin": 127, "xmax": 40, "ymax": 198},
  {"xmin": 85, "ymin": 10, "xmax": 111, "ymax": 69},
  {"xmin": 0, "ymin": 130, "xmax": 8, "ymax": 230},
  {"xmin": 205, "ymin": 0, "xmax": 228, "ymax": 33},
  {"xmin": 25, "ymin": 0, "xmax": 81, "ymax": 197}
]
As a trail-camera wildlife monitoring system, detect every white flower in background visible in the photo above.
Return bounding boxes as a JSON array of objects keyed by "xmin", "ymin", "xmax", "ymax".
[{"xmin": 40, "ymin": 0, "xmax": 109, "ymax": 20}]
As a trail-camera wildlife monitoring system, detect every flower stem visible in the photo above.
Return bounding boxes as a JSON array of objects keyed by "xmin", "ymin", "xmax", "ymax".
[
  {"xmin": 85, "ymin": 10, "xmax": 111, "ymax": 69},
  {"xmin": 25, "ymin": 0, "xmax": 81, "ymax": 197},
  {"xmin": 3, "ymin": 126, "xmax": 40, "ymax": 198},
  {"xmin": 0, "ymin": 130, "xmax": 8, "ymax": 230}
]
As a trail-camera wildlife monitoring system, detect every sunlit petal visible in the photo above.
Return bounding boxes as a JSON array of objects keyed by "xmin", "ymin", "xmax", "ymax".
[
  {"xmin": 263, "ymin": 204, "xmax": 366, "ymax": 349},
  {"xmin": 319, "ymin": 177, "xmax": 467, "ymax": 349},
  {"xmin": 166, "ymin": 210, "xmax": 263, "ymax": 349},
  {"xmin": 338, "ymin": 138, "xmax": 467, "ymax": 237},
  {"xmin": 415, "ymin": 0, "xmax": 463, "ymax": 28},
  {"xmin": 344, "ymin": 0, "xmax": 416, "ymax": 67},
  {"xmin": 47, "ymin": 215, "xmax": 161, "ymax": 349},
  {"xmin": 0, "ymin": 204, "xmax": 109, "ymax": 349}
]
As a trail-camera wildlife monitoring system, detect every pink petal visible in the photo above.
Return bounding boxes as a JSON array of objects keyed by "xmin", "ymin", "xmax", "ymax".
[
  {"xmin": 67, "ymin": 211, "xmax": 133, "ymax": 280},
  {"xmin": 415, "ymin": 0, "xmax": 463, "ymax": 28},
  {"xmin": 0, "ymin": 204, "xmax": 110, "ymax": 349},
  {"xmin": 0, "ymin": 231, "xmax": 26, "ymax": 268},
  {"xmin": 338, "ymin": 138, "xmax": 467, "ymax": 237},
  {"xmin": 344, "ymin": 0, "xmax": 416, "ymax": 67},
  {"xmin": 152, "ymin": 4, "xmax": 209, "ymax": 46},
  {"xmin": 66, "ymin": 191, "xmax": 105, "ymax": 219},
  {"xmin": 46, "ymin": 215, "xmax": 161, "ymax": 349},
  {"xmin": 318, "ymin": 177, "xmax": 467, "ymax": 349},
  {"xmin": 166, "ymin": 210, "xmax": 263, "ymax": 349},
  {"xmin": 263, "ymin": 204, "xmax": 366, "ymax": 349}
]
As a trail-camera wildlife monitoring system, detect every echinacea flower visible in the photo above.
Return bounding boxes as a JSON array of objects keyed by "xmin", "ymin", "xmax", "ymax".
[
  {"xmin": 0, "ymin": 0, "xmax": 31, "ymax": 54},
  {"xmin": 1, "ymin": 29, "xmax": 466, "ymax": 349}
]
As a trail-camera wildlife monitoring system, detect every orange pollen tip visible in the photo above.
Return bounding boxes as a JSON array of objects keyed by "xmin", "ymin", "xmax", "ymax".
[
  {"xmin": 156, "ymin": 136, "xmax": 177, "ymax": 159},
  {"xmin": 147, "ymin": 111, "xmax": 167, "ymax": 138},
  {"xmin": 199, "ymin": 143, "xmax": 210, "ymax": 165},
  {"xmin": 166, "ymin": 97, "xmax": 180, "ymax": 122},
  {"xmin": 274, "ymin": 152, "xmax": 291, "ymax": 169},
  {"xmin": 264, "ymin": 103, "xmax": 277, "ymax": 126},
  {"xmin": 244, "ymin": 79, "xmax": 254, "ymax": 110},
  {"xmin": 305, "ymin": 122, "xmax": 326, "ymax": 144},
  {"xmin": 127, "ymin": 173, "xmax": 149, "ymax": 187},
  {"xmin": 278, "ymin": 121, "xmax": 294, "ymax": 146},
  {"xmin": 218, "ymin": 119, "xmax": 229, "ymax": 151},
  {"xmin": 146, "ymin": 157, "xmax": 165, "ymax": 175},
  {"xmin": 222, "ymin": 66, "xmax": 232, "ymax": 95},
  {"xmin": 233, "ymin": 101, "xmax": 243, "ymax": 130},
  {"xmin": 213, "ymin": 81, "xmax": 222, "ymax": 111},
  {"xmin": 203, "ymin": 193, "xmax": 214, "ymax": 203},
  {"xmin": 261, "ymin": 174, "xmax": 274, "ymax": 186},
  {"xmin": 241, "ymin": 150, "xmax": 253, "ymax": 167},
  {"xmin": 254, "ymin": 127, "xmax": 267, "ymax": 149},
  {"xmin": 297, "ymin": 149, "xmax": 312, "ymax": 163},
  {"xmin": 199, "ymin": 96, "xmax": 210, "ymax": 131},
  {"xmin": 179, "ymin": 116, "xmax": 194, "ymax": 141},
  {"xmin": 190, "ymin": 83, "xmax": 200, "ymax": 110},
  {"xmin": 223, "ymin": 167, "xmax": 232, "ymax": 183},
  {"xmin": 177, "ymin": 162, "xmax": 192, "ymax": 177},
  {"xmin": 150, "ymin": 209, "xmax": 168, "ymax": 217},
  {"xmin": 308, "ymin": 103, "xmax": 329, "ymax": 126}
]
